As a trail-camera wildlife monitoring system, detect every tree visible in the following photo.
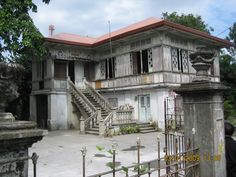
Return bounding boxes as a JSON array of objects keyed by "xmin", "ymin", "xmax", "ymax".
[
  {"xmin": 162, "ymin": 12, "xmax": 214, "ymax": 34},
  {"xmin": 0, "ymin": 0, "xmax": 50, "ymax": 120},
  {"xmin": 220, "ymin": 23, "xmax": 236, "ymax": 126},
  {"xmin": 0, "ymin": 0, "xmax": 50, "ymax": 61},
  {"xmin": 226, "ymin": 22, "xmax": 236, "ymax": 56}
]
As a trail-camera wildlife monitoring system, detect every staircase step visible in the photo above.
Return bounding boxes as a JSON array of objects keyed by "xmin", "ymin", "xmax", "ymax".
[
  {"xmin": 140, "ymin": 129, "xmax": 157, "ymax": 134},
  {"xmin": 89, "ymin": 127, "xmax": 99, "ymax": 131},
  {"xmin": 85, "ymin": 129, "xmax": 99, "ymax": 135},
  {"xmin": 139, "ymin": 127, "xmax": 155, "ymax": 131},
  {"xmin": 137, "ymin": 123, "xmax": 157, "ymax": 133}
]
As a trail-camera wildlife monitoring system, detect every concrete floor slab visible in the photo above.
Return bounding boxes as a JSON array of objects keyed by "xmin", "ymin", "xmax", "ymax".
[{"xmin": 29, "ymin": 130, "xmax": 165, "ymax": 177}]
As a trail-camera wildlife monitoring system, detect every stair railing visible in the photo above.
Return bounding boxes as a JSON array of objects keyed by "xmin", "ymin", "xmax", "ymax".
[
  {"xmin": 83, "ymin": 79, "xmax": 113, "ymax": 112},
  {"xmin": 103, "ymin": 111, "xmax": 115, "ymax": 129},
  {"xmin": 69, "ymin": 80, "xmax": 97, "ymax": 114},
  {"xmin": 84, "ymin": 112, "xmax": 97, "ymax": 130},
  {"xmin": 69, "ymin": 80, "xmax": 98, "ymax": 131}
]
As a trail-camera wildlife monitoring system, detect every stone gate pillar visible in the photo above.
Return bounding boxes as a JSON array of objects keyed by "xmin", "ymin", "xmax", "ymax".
[
  {"xmin": 0, "ymin": 113, "xmax": 47, "ymax": 177},
  {"xmin": 175, "ymin": 47, "xmax": 226, "ymax": 177}
]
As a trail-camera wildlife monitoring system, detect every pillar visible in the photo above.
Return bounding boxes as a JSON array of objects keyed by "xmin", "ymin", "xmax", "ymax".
[
  {"xmin": 176, "ymin": 82, "xmax": 227, "ymax": 177},
  {"xmin": 175, "ymin": 46, "xmax": 227, "ymax": 177}
]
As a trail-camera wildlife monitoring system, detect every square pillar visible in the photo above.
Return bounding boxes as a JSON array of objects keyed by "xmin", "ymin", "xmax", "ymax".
[{"xmin": 175, "ymin": 81, "xmax": 227, "ymax": 177}]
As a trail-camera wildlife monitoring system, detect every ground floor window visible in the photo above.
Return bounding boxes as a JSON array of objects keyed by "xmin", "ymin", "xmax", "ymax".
[{"xmin": 108, "ymin": 98, "xmax": 118, "ymax": 107}]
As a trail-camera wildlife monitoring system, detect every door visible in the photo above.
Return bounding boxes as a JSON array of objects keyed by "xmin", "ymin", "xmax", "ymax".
[
  {"xmin": 36, "ymin": 95, "xmax": 48, "ymax": 129},
  {"xmin": 68, "ymin": 61, "xmax": 75, "ymax": 83},
  {"xmin": 139, "ymin": 95, "xmax": 151, "ymax": 122}
]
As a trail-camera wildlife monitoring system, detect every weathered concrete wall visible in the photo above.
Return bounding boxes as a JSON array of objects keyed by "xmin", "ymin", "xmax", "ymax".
[
  {"xmin": 0, "ymin": 116, "xmax": 46, "ymax": 177},
  {"xmin": 101, "ymin": 88, "xmax": 170, "ymax": 129},
  {"xmin": 48, "ymin": 93, "xmax": 68, "ymax": 130},
  {"xmin": 176, "ymin": 82, "xmax": 226, "ymax": 177},
  {"xmin": 68, "ymin": 94, "xmax": 80, "ymax": 130},
  {"xmin": 29, "ymin": 95, "xmax": 36, "ymax": 122}
]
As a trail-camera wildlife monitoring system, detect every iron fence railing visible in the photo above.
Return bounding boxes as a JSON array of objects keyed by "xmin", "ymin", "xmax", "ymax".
[{"xmin": 82, "ymin": 136, "xmax": 199, "ymax": 177}]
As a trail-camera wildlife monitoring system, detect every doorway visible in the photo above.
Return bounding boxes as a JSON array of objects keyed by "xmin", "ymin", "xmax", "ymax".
[
  {"xmin": 36, "ymin": 95, "xmax": 48, "ymax": 129},
  {"xmin": 68, "ymin": 61, "xmax": 75, "ymax": 83},
  {"xmin": 139, "ymin": 95, "xmax": 151, "ymax": 122}
]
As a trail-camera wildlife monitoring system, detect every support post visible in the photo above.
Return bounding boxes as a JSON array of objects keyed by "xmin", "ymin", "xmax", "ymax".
[
  {"xmin": 175, "ymin": 46, "xmax": 227, "ymax": 177},
  {"xmin": 81, "ymin": 147, "xmax": 87, "ymax": 177},
  {"xmin": 98, "ymin": 109, "xmax": 105, "ymax": 136},
  {"xmin": 136, "ymin": 137, "xmax": 141, "ymax": 176},
  {"xmin": 32, "ymin": 153, "xmax": 38, "ymax": 177},
  {"xmin": 80, "ymin": 116, "xmax": 85, "ymax": 134}
]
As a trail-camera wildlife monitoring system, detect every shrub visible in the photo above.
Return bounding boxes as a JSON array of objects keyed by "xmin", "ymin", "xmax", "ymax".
[{"xmin": 119, "ymin": 125, "xmax": 140, "ymax": 134}]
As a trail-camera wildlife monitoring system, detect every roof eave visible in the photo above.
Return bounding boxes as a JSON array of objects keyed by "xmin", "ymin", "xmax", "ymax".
[
  {"xmin": 43, "ymin": 20, "xmax": 234, "ymax": 48},
  {"xmin": 44, "ymin": 37, "xmax": 93, "ymax": 47}
]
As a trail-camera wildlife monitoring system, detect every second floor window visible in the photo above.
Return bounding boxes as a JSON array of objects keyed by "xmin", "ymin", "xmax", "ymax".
[
  {"xmin": 101, "ymin": 57, "xmax": 116, "ymax": 79},
  {"xmin": 54, "ymin": 60, "xmax": 67, "ymax": 80},
  {"xmin": 131, "ymin": 48, "xmax": 153, "ymax": 75},
  {"xmin": 171, "ymin": 48, "xmax": 189, "ymax": 73}
]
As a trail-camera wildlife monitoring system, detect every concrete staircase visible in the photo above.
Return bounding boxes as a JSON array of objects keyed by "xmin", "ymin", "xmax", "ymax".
[
  {"xmin": 69, "ymin": 80, "xmax": 135, "ymax": 136},
  {"xmin": 138, "ymin": 123, "xmax": 157, "ymax": 133},
  {"xmin": 80, "ymin": 89, "xmax": 109, "ymax": 135}
]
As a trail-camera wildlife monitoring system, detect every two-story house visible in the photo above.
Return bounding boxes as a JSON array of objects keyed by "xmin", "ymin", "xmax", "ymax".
[{"xmin": 30, "ymin": 17, "xmax": 232, "ymax": 134}]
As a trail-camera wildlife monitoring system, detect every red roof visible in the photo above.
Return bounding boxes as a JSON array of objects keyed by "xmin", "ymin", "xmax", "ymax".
[{"xmin": 44, "ymin": 17, "xmax": 233, "ymax": 47}]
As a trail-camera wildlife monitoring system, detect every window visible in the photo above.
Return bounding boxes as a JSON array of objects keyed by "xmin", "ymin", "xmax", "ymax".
[
  {"xmin": 171, "ymin": 48, "xmax": 188, "ymax": 73},
  {"xmin": 108, "ymin": 98, "xmax": 118, "ymax": 107},
  {"xmin": 105, "ymin": 57, "xmax": 116, "ymax": 79},
  {"xmin": 131, "ymin": 48, "xmax": 152, "ymax": 74},
  {"xmin": 36, "ymin": 61, "xmax": 42, "ymax": 79},
  {"xmin": 54, "ymin": 60, "xmax": 67, "ymax": 80}
]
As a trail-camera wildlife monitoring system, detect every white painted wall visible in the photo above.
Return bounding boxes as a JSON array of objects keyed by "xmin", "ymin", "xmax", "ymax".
[
  {"xmin": 101, "ymin": 88, "xmax": 170, "ymax": 130},
  {"xmin": 48, "ymin": 93, "xmax": 68, "ymax": 130}
]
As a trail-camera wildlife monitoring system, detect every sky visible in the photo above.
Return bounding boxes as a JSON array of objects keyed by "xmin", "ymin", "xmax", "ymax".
[{"xmin": 30, "ymin": 0, "xmax": 236, "ymax": 39}]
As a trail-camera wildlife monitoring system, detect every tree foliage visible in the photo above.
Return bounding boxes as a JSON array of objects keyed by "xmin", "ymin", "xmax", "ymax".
[
  {"xmin": 220, "ymin": 53, "xmax": 236, "ymax": 125},
  {"xmin": 0, "ymin": 0, "xmax": 50, "ymax": 120},
  {"xmin": 162, "ymin": 12, "xmax": 214, "ymax": 34},
  {"xmin": 0, "ymin": 0, "xmax": 50, "ymax": 61},
  {"xmin": 226, "ymin": 22, "xmax": 236, "ymax": 56}
]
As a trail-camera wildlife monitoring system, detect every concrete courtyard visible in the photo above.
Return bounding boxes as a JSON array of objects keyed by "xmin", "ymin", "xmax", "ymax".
[{"xmin": 28, "ymin": 131, "xmax": 165, "ymax": 177}]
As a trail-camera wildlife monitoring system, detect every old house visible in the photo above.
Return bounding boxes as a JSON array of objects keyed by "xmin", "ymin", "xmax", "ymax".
[{"xmin": 29, "ymin": 17, "xmax": 231, "ymax": 134}]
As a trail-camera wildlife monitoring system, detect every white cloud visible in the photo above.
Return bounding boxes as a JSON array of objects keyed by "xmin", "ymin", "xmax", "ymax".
[{"xmin": 31, "ymin": 0, "xmax": 236, "ymax": 38}]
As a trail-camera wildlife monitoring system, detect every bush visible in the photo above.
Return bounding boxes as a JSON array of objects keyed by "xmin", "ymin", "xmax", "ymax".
[{"xmin": 119, "ymin": 125, "xmax": 140, "ymax": 134}]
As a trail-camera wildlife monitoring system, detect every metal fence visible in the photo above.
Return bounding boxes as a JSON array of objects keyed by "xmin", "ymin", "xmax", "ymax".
[
  {"xmin": 164, "ymin": 96, "xmax": 184, "ymax": 132},
  {"xmin": 0, "ymin": 152, "xmax": 38, "ymax": 177},
  {"xmin": 82, "ymin": 134, "xmax": 199, "ymax": 177}
]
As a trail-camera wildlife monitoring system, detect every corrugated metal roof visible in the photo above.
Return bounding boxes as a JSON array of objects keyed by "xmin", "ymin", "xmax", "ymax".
[{"xmin": 44, "ymin": 17, "xmax": 234, "ymax": 47}]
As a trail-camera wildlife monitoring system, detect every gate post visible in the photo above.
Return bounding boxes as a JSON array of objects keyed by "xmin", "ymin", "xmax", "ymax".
[{"xmin": 175, "ymin": 46, "xmax": 227, "ymax": 177}]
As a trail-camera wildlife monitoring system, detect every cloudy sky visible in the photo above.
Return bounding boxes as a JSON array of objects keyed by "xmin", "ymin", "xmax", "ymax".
[{"xmin": 31, "ymin": 0, "xmax": 236, "ymax": 39}]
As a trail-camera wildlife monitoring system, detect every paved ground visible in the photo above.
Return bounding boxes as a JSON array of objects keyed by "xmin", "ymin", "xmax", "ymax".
[{"xmin": 28, "ymin": 131, "xmax": 165, "ymax": 177}]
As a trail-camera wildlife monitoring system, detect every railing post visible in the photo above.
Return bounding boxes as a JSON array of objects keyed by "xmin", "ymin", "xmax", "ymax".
[
  {"xmin": 80, "ymin": 116, "xmax": 85, "ymax": 134},
  {"xmin": 81, "ymin": 147, "xmax": 87, "ymax": 177},
  {"xmin": 98, "ymin": 109, "xmax": 105, "ymax": 136},
  {"xmin": 112, "ymin": 141, "xmax": 117, "ymax": 177},
  {"xmin": 112, "ymin": 108, "xmax": 117, "ymax": 124},
  {"xmin": 32, "ymin": 153, "xmax": 38, "ymax": 177},
  {"xmin": 136, "ymin": 137, "xmax": 141, "ymax": 176},
  {"xmin": 157, "ymin": 136, "xmax": 160, "ymax": 177},
  {"xmin": 174, "ymin": 132, "xmax": 178, "ymax": 177}
]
